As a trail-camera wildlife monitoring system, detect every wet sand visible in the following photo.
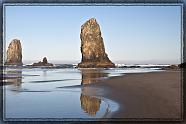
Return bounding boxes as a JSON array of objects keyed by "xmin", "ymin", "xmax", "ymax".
[{"xmin": 91, "ymin": 70, "xmax": 182, "ymax": 119}]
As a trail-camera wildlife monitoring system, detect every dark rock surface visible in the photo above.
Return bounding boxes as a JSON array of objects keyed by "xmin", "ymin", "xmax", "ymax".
[
  {"xmin": 162, "ymin": 64, "xmax": 180, "ymax": 70},
  {"xmin": 178, "ymin": 62, "xmax": 186, "ymax": 68},
  {"xmin": 5, "ymin": 39, "xmax": 23, "ymax": 65},
  {"xmin": 78, "ymin": 18, "xmax": 115, "ymax": 68},
  {"xmin": 32, "ymin": 57, "xmax": 53, "ymax": 66}
]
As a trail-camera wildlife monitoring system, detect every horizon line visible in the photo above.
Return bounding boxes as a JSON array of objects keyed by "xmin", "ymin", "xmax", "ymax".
[{"xmin": 22, "ymin": 60, "xmax": 181, "ymax": 65}]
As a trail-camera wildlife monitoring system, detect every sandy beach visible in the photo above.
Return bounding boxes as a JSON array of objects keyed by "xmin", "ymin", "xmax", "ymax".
[{"xmin": 88, "ymin": 70, "xmax": 182, "ymax": 119}]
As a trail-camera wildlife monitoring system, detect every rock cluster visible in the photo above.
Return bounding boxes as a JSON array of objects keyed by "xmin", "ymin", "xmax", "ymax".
[
  {"xmin": 7, "ymin": 18, "xmax": 115, "ymax": 68},
  {"xmin": 5, "ymin": 39, "xmax": 23, "ymax": 65},
  {"xmin": 78, "ymin": 18, "xmax": 115, "ymax": 68},
  {"xmin": 32, "ymin": 57, "xmax": 53, "ymax": 66}
]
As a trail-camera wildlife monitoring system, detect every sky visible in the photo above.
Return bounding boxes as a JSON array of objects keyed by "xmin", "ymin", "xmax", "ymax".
[{"xmin": 4, "ymin": 5, "xmax": 182, "ymax": 64}]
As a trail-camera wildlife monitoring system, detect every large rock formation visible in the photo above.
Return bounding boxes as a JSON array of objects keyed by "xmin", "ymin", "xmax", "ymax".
[
  {"xmin": 32, "ymin": 57, "xmax": 53, "ymax": 66},
  {"xmin": 78, "ymin": 18, "xmax": 115, "ymax": 68},
  {"xmin": 5, "ymin": 39, "xmax": 23, "ymax": 65}
]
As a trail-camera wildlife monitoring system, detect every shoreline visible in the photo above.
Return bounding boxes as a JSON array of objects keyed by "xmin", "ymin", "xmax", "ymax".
[
  {"xmin": 89, "ymin": 70, "xmax": 182, "ymax": 119},
  {"xmin": 2, "ymin": 67, "xmax": 182, "ymax": 120}
]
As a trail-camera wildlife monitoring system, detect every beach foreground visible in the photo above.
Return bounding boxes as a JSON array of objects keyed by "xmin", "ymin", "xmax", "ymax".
[
  {"xmin": 89, "ymin": 70, "xmax": 182, "ymax": 119},
  {"xmin": 4, "ymin": 67, "xmax": 182, "ymax": 120}
]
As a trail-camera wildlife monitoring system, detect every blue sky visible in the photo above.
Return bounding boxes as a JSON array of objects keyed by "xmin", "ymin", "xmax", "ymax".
[{"xmin": 5, "ymin": 5, "xmax": 181, "ymax": 64}]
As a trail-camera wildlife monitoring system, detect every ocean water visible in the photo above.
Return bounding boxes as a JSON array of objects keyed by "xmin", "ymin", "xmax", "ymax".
[{"xmin": 3, "ymin": 66, "xmax": 162, "ymax": 120}]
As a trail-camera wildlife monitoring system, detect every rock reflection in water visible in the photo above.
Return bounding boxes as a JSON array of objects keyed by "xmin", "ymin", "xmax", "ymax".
[
  {"xmin": 4, "ymin": 69, "xmax": 22, "ymax": 88},
  {"xmin": 80, "ymin": 88, "xmax": 101, "ymax": 116},
  {"xmin": 81, "ymin": 69, "xmax": 108, "ymax": 85},
  {"xmin": 80, "ymin": 69, "xmax": 108, "ymax": 116}
]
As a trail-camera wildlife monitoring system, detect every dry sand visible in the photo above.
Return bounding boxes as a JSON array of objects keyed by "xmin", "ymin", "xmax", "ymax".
[{"xmin": 90, "ymin": 70, "xmax": 182, "ymax": 119}]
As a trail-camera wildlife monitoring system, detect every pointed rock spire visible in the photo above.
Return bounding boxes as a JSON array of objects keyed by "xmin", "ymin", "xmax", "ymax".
[{"xmin": 78, "ymin": 18, "xmax": 115, "ymax": 68}]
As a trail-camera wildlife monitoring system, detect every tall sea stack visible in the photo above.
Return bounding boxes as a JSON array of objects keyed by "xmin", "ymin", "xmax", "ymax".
[
  {"xmin": 5, "ymin": 39, "xmax": 23, "ymax": 65},
  {"xmin": 78, "ymin": 18, "xmax": 115, "ymax": 68}
]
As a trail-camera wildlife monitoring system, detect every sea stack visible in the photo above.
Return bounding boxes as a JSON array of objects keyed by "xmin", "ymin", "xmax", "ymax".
[
  {"xmin": 5, "ymin": 39, "xmax": 23, "ymax": 65},
  {"xmin": 32, "ymin": 57, "xmax": 53, "ymax": 66},
  {"xmin": 78, "ymin": 18, "xmax": 115, "ymax": 68}
]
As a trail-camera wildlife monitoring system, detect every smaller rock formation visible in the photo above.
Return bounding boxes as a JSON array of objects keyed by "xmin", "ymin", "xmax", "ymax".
[
  {"xmin": 162, "ymin": 64, "xmax": 179, "ymax": 70},
  {"xmin": 5, "ymin": 39, "xmax": 23, "ymax": 65},
  {"xmin": 32, "ymin": 57, "xmax": 53, "ymax": 66},
  {"xmin": 78, "ymin": 18, "xmax": 115, "ymax": 68},
  {"xmin": 168, "ymin": 64, "xmax": 179, "ymax": 69}
]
